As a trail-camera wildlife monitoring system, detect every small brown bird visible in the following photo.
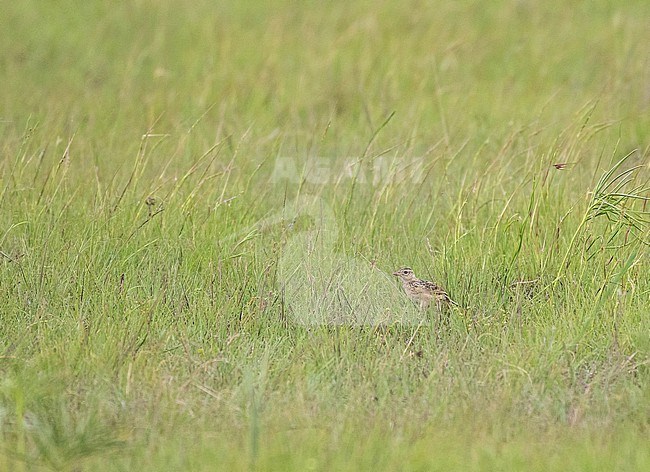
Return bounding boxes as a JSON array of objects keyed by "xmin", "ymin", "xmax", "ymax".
[{"xmin": 393, "ymin": 267, "xmax": 457, "ymax": 310}]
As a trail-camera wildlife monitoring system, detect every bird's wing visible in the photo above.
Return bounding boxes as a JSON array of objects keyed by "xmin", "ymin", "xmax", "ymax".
[
  {"xmin": 417, "ymin": 280, "xmax": 457, "ymax": 304},
  {"xmin": 417, "ymin": 279, "xmax": 445, "ymax": 293}
]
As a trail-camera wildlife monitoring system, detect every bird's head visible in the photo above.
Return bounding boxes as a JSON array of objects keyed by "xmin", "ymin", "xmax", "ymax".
[{"xmin": 392, "ymin": 267, "xmax": 416, "ymax": 281}]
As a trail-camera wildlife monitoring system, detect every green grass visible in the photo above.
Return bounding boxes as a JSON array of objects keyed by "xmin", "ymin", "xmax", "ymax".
[{"xmin": 1, "ymin": 0, "xmax": 649, "ymax": 470}]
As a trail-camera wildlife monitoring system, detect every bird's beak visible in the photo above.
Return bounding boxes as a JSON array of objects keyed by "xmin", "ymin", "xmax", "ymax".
[{"xmin": 392, "ymin": 271, "xmax": 399, "ymax": 276}]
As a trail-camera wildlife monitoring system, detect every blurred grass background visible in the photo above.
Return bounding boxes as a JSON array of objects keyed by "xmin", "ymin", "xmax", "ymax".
[{"xmin": 1, "ymin": 0, "xmax": 649, "ymax": 470}]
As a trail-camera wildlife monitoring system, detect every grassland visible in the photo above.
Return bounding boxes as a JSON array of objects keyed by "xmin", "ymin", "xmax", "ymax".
[{"xmin": 1, "ymin": 1, "xmax": 649, "ymax": 470}]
